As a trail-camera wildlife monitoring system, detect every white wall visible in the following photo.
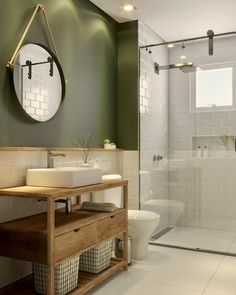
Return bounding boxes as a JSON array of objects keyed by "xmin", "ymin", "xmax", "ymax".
[
  {"xmin": 139, "ymin": 21, "xmax": 169, "ymax": 230},
  {"xmin": 168, "ymin": 36, "xmax": 236, "ymax": 231},
  {"xmin": 139, "ymin": 25, "xmax": 236, "ymax": 233}
]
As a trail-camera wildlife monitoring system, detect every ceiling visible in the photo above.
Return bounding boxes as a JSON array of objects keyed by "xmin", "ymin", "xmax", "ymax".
[{"xmin": 90, "ymin": 0, "xmax": 236, "ymax": 41}]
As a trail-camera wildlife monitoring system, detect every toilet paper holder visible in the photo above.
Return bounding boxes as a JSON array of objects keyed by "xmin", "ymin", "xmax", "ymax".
[{"xmin": 115, "ymin": 236, "xmax": 132, "ymax": 266}]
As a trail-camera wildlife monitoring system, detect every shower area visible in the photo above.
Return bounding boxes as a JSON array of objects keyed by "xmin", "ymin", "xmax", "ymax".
[{"xmin": 139, "ymin": 21, "xmax": 236, "ymax": 255}]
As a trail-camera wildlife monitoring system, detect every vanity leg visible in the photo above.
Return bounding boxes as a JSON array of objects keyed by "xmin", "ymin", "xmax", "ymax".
[
  {"xmin": 47, "ymin": 198, "xmax": 55, "ymax": 295},
  {"xmin": 123, "ymin": 183, "xmax": 128, "ymax": 271},
  {"xmin": 123, "ymin": 183, "xmax": 128, "ymax": 210},
  {"xmin": 122, "ymin": 230, "xmax": 129, "ymax": 271},
  {"xmin": 76, "ymin": 194, "xmax": 81, "ymax": 205}
]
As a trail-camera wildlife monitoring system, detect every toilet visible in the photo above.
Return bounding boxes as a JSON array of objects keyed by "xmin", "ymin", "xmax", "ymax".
[
  {"xmin": 128, "ymin": 210, "xmax": 160, "ymax": 260},
  {"xmin": 92, "ymin": 174, "xmax": 161, "ymax": 260}
]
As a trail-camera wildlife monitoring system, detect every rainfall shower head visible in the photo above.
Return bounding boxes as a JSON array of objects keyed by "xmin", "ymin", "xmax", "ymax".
[
  {"xmin": 154, "ymin": 62, "xmax": 196, "ymax": 74},
  {"xmin": 179, "ymin": 62, "xmax": 197, "ymax": 73}
]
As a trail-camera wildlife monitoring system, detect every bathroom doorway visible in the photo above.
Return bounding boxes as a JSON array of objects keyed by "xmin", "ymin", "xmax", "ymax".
[{"xmin": 139, "ymin": 21, "xmax": 236, "ymax": 255}]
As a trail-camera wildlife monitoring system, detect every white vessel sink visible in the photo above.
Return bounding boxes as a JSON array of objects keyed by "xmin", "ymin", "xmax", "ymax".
[{"xmin": 26, "ymin": 167, "xmax": 103, "ymax": 188}]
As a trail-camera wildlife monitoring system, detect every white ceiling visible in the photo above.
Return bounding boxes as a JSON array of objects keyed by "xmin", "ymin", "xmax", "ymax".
[{"xmin": 90, "ymin": 0, "xmax": 236, "ymax": 41}]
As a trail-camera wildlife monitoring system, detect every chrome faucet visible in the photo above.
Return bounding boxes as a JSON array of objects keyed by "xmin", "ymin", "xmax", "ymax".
[{"xmin": 47, "ymin": 151, "xmax": 66, "ymax": 168}]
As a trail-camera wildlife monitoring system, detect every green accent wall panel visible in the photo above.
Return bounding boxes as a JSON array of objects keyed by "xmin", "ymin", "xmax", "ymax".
[
  {"xmin": 0, "ymin": 0, "xmax": 117, "ymax": 147},
  {"xmin": 117, "ymin": 21, "xmax": 139, "ymax": 150}
]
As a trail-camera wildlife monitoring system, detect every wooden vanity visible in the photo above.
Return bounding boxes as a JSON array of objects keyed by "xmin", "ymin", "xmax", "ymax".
[{"xmin": 0, "ymin": 180, "xmax": 128, "ymax": 295}]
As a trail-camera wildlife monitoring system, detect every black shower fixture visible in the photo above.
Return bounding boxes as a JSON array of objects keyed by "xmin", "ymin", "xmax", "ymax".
[
  {"xmin": 154, "ymin": 62, "xmax": 159, "ymax": 74},
  {"xmin": 25, "ymin": 60, "xmax": 32, "ymax": 79},
  {"xmin": 140, "ymin": 29, "xmax": 236, "ymax": 57},
  {"xmin": 48, "ymin": 56, "xmax": 54, "ymax": 77},
  {"xmin": 154, "ymin": 61, "xmax": 196, "ymax": 75},
  {"xmin": 207, "ymin": 29, "xmax": 214, "ymax": 56},
  {"xmin": 146, "ymin": 47, "xmax": 152, "ymax": 54},
  {"xmin": 23, "ymin": 57, "xmax": 54, "ymax": 79}
]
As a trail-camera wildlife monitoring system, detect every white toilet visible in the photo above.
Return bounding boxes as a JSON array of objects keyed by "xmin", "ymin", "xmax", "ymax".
[
  {"xmin": 93, "ymin": 174, "xmax": 161, "ymax": 260},
  {"xmin": 128, "ymin": 210, "xmax": 160, "ymax": 260}
]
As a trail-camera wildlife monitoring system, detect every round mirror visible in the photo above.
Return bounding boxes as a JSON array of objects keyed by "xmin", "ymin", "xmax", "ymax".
[{"xmin": 13, "ymin": 43, "xmax": 65, "ymax": 122}]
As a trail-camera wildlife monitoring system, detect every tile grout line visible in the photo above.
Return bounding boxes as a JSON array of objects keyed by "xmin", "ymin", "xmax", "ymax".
[{"xmin": 201, "ymin": 254, "xmax": 226, "ymax": 295}]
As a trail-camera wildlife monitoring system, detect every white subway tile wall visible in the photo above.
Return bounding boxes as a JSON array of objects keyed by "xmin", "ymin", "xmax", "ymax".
[
  {"xmin": 120, "ymin": 151, "xmax": 139, "ymax": 209},
  {"xmin": 168, "ymin": 155, "xmax": 236, "ymax": 231},
  {"xmin": 0, "ymin": 150, "xmax": 138, "ymax": 287},
  {"xmin": 168, "ymin": 36, "xmax": 236, "ymax": 231},
  {"xmin": 139, "ymin": 21, "xmax": 169, "ymax": 230},
  {"xmin": 139, "ymin": 22, "xmax": 236, "ymax": 235}
]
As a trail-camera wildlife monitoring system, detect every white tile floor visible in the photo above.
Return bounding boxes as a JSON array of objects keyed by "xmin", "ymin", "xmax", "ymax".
[
  {"xmin": 89, "ymin": 246, "xmax": 236, "ymax": 295},
  {"xmin": 155, "ymin": 226, "xmax": 236, "ymax": 253}
]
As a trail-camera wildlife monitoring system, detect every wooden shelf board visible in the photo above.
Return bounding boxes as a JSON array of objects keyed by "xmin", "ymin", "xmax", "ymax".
[
  {"xmin": 0, "ymin": 259, "xmax": 126, "ymax": 295},
  {"xmin": 0, "ymin": 180, "xmax": 128, "ymax": 199},
  {"xmin": 71, "ymin": 259, "xmax": 126, "ymax": 295},
  {"xmin": 0, "ymin": 147, "xmax": 124, "ymax": 152},
  {"xmin": 0, "ymin": 208, "xmax": 126, "ymax": 237}
]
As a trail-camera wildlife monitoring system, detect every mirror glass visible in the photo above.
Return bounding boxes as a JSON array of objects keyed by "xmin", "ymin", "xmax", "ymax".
[{"xmin": 13, "ymin": 43, "xmax": 65, "ymax": 122}]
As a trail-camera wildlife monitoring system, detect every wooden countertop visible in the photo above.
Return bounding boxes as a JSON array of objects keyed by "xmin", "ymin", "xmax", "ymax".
[
  {"xmin": 0, "ymin": 147, "xmax": 124, "ymax": 151},
  {"xmin": 0, "ymin": 180, "xmax": 128, "ymax": 200}
]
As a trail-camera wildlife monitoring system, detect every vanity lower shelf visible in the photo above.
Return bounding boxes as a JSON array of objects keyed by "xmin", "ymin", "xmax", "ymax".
[
  {"xmin": 0, "ymin": 258, "xmax": 125, "ymax": 295},
  {"xmin": 0, "ymin": 207, "xmax": 127, "ymax": 264}
]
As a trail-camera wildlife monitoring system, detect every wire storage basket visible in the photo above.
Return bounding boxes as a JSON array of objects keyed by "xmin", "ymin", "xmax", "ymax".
[
  {"xmin": 79, "ymin": 239, "xmax": 113, "ymax": 274},
  {"xmin": 32, "ymin": 255, "xmax": 80, "ymax": 295}
]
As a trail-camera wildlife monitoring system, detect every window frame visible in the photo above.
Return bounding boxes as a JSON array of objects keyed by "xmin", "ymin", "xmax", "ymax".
[{"xmin": 190, "ymin": 61, "xmax": 236, "ymax": 113}]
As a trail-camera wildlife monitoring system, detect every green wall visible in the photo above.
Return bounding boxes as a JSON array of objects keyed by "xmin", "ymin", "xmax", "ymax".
[
  {"xmin": 0, "ymin": 0, "xmax": 117, "ymax": 147},
  {"xmin": 0, "ymin": 1, "xmax": 139, "ymax": 149},
  {"xmin": 117, "ymin": 21, "xmax": 139, "ymax": 150}
]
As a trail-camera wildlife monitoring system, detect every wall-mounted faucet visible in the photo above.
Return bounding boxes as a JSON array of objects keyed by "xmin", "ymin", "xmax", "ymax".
[
  {"xmin": 153, "ymin": 154, "xmax": 163, "ymax": 162},
  {"xmin": 47, "ymin": 151, "xmax": 66, "ymax": 168}
]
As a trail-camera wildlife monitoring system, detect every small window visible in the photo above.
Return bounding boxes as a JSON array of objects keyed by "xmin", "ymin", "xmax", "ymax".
[{"xmin": 191, "ymin": 62, "xmax": 236, "ymax": 112}]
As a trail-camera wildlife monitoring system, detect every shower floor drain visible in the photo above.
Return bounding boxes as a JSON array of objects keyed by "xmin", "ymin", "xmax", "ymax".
[{"xmin": 150, "ymin": 227, "xmax": 173, "ymax": 241}]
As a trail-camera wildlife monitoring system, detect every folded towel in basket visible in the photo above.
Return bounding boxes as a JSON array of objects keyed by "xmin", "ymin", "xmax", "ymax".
[{"xmin": 81, "ymin": 201, "xmax": 118, "ymax": 212}]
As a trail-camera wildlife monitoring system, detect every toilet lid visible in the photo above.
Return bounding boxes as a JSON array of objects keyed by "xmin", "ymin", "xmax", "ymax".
[{"xmin": 128, "ymin": 210, "xmax": 160, "ymax": 220}]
